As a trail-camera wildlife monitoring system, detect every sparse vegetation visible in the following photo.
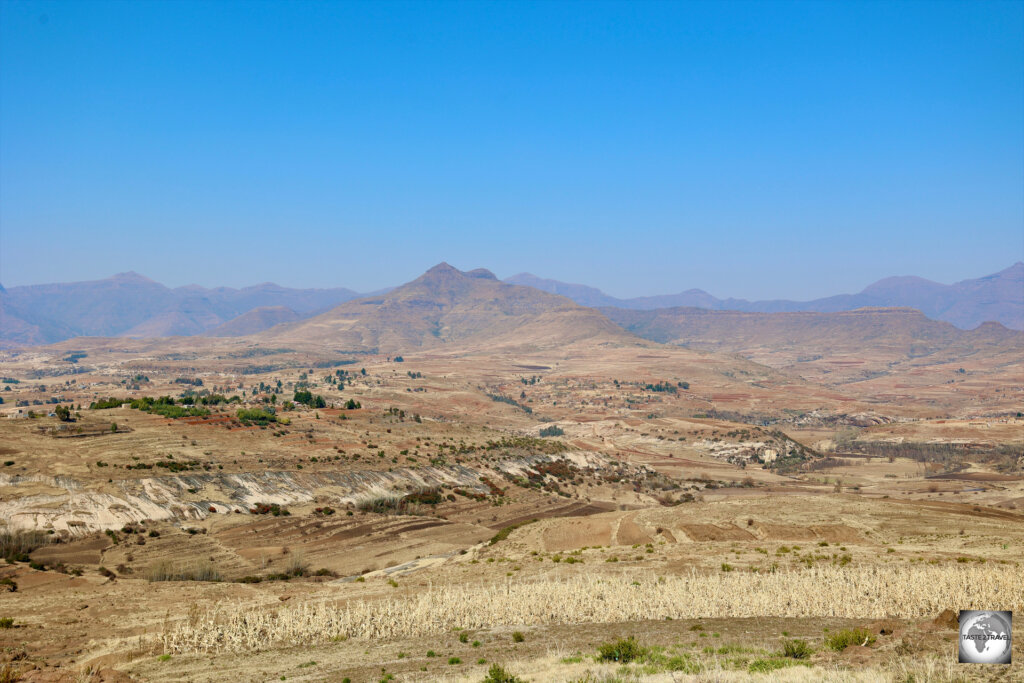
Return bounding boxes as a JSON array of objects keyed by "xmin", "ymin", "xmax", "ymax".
[
  {"xmin": 237, "ymin": 408, "xmax": 278, "ymax": 425},
  {"xmin": 825, "ymin": 628, "xmax": 876, "ymax": 651},
  {"xmin": 481, "ymin": 664, "xmax": 524, "ymax": 683},
  {"xmin": 597, "ymin": 636, "xmax": 646, "ymax": 662},
  {"xmin": 130, "ymin": 396, "xmax": 209, "ymax": 419},
  {"xmin": 489, "ymin": 519, "xmax": 537, "ymax": 545},
  {"xmin": 148, "ymin": 560, "xmax": 222, "ymax": 582},
  {"xmin": 781, "ymin": 638, "xmax": 813, "ymax": 659}
]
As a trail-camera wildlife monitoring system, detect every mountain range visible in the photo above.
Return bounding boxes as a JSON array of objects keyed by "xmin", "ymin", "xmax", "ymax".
[
  {"xmin": 601, "ymin": 305, "xmax": 1022, "ymax": 384},
  {"xmin": 0, "ymin": 272, "xmax": 360, "ymax": 347},
  {"xmin": 506, "ymin": 262, "xmax": 1024, "ymax": 331},
  {"xmin": 0, "ymin": 262, "xmax": 1020, "ymax": 349}
]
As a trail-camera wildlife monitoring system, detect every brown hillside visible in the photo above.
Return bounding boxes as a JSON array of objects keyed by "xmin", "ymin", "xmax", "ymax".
[
  {"xmin": 205, "ymin": 306, "xmax": 302, "ymax": 337},
  {"xmin": 603, "ymin": 305, "xmax": 1023, "ymax": 386},
  {"xmin": 260, "ymin": 263, "xmax": 637, "ymax": 353}
]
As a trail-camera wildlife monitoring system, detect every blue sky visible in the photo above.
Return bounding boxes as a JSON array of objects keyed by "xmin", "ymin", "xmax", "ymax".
[{"xmin": 2, "ymin": 0, "xmax": 1021, "ymax": 299}]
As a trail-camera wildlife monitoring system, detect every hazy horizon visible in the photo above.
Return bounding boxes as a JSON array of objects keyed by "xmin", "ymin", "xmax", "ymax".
[
  {"xmin": 2, "ymin": 1, "xmax": 1022, "ymax": 298},
  {"xmin": 1, "ymin": 259, "xmax": 1021, "ymax": 306}
]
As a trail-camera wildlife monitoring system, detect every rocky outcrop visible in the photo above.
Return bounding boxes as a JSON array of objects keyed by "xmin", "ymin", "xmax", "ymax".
[{"xmin": 0, "ymin": 452, "xmax": 616, "ymax": 534}]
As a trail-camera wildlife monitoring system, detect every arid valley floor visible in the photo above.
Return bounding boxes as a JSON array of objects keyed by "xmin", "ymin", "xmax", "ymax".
[{"xmin": 1, "ymin": 265, "xmax": 1022, "ymax": 682}]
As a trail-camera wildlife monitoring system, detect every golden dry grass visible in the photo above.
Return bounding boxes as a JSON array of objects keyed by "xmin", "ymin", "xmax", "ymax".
[
  {"xmin": 438, "ymin": 652, "xmax": 965, "ymax": 682},
  {"xmin": 164, "ymin": 563, "xmax": 1023, "ymax": 653}
]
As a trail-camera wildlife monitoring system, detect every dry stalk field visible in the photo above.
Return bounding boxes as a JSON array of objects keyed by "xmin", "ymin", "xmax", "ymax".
[{"xmin": 163, "ymin": 563, "xmax": 1024, "ymax": 653}]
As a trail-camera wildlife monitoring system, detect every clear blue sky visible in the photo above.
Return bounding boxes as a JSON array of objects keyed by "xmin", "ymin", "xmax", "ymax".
[{"xmin": 2, "ymin": 0, "xmax": 1022, "ymax": 299}]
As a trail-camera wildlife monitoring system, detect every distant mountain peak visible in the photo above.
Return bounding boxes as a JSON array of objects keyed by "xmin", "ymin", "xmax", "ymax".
[
  {"xmin": 466, "ymin": 268, "xmax": 498, "ymax": 280},
  {"xmin": 111, "ymin": 271, "xmax": 157, "ymax": 283},
  {"xmin": 425, "ymin": 262, "xmax": 459, "ymax": 275},
  {"xmin": 860, "ymin": 274, "xmax": 942, "ymax": 294},
  {"xmin": 974, "ymin": 261, "xmax": 1024, "ymax": 283},
  {"xmin": 410, "ymin": 263, "xmax": 483, "ymax": 294},
  {"xmin": 259, "ymin": 262, "xmax": 634, "ymax": 352}
]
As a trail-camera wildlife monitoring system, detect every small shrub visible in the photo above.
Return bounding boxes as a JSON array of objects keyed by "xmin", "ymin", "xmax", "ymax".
[
  {"xmin": 511, "ymin": 631, "xmax": 525, "ymax": 643},
  {"xmin": 0, "ymin": 617, "xmax": 13, "ymax": 629},
  {"xmin": 481, "ymin": 663, "xmax": 524, "ymax": 683},
  {"xmin": 596, "ymin": 636, "xmax": 646, "ymax": 663},
  {"xmin": 781, "ymin": 639, "xmax": 812, "ymax": 659},
  {"xmin": 448, "ymin": 656, "xmax": 461, "ymax": 665},
  {"xmin": 825, "ymin": 628, "xmax": 875, "ymax": 651}
]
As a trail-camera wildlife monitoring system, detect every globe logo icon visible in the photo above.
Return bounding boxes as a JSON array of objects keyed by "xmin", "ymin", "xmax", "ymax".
[{"xmin": 959, "ymin": 610, "xmax": 1012, "ymax": 664}]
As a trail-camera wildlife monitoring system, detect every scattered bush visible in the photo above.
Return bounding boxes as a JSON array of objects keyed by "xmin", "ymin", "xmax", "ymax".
[
  {"xmin": 489, "ymin": 519, "xmax": 537, "ymax": 546},
  {"xmin": 356, "ymin": 489, "xmax": 440, "ymax": 515},
  {"xmin": 781, "ymin": 638, "xmax": 812, "ymax": 659},
  {"xmin": 596, "ymin": 636, "xmax": 646, "ymax": 663},
  {"xmin": 131, "ymin": 396, "xmax": 209, "ymax": 419},
  {"xmin": 481, "ymin": 664, "xmax": 524, "ymax": 683},
  {"xmin": 250, "ymin": 502, "xmax": 290, "ymax": 516},
  {"xmin": 487, "ymin": 394, "xmax": 532, "ymax": 414},
  {"xmin": 90, "ymin": 397, "xmax": 128, "ymax": 409},
  {"xmin": 825, "ymin": 628, "xmax": 875, "ymax": 651}
]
